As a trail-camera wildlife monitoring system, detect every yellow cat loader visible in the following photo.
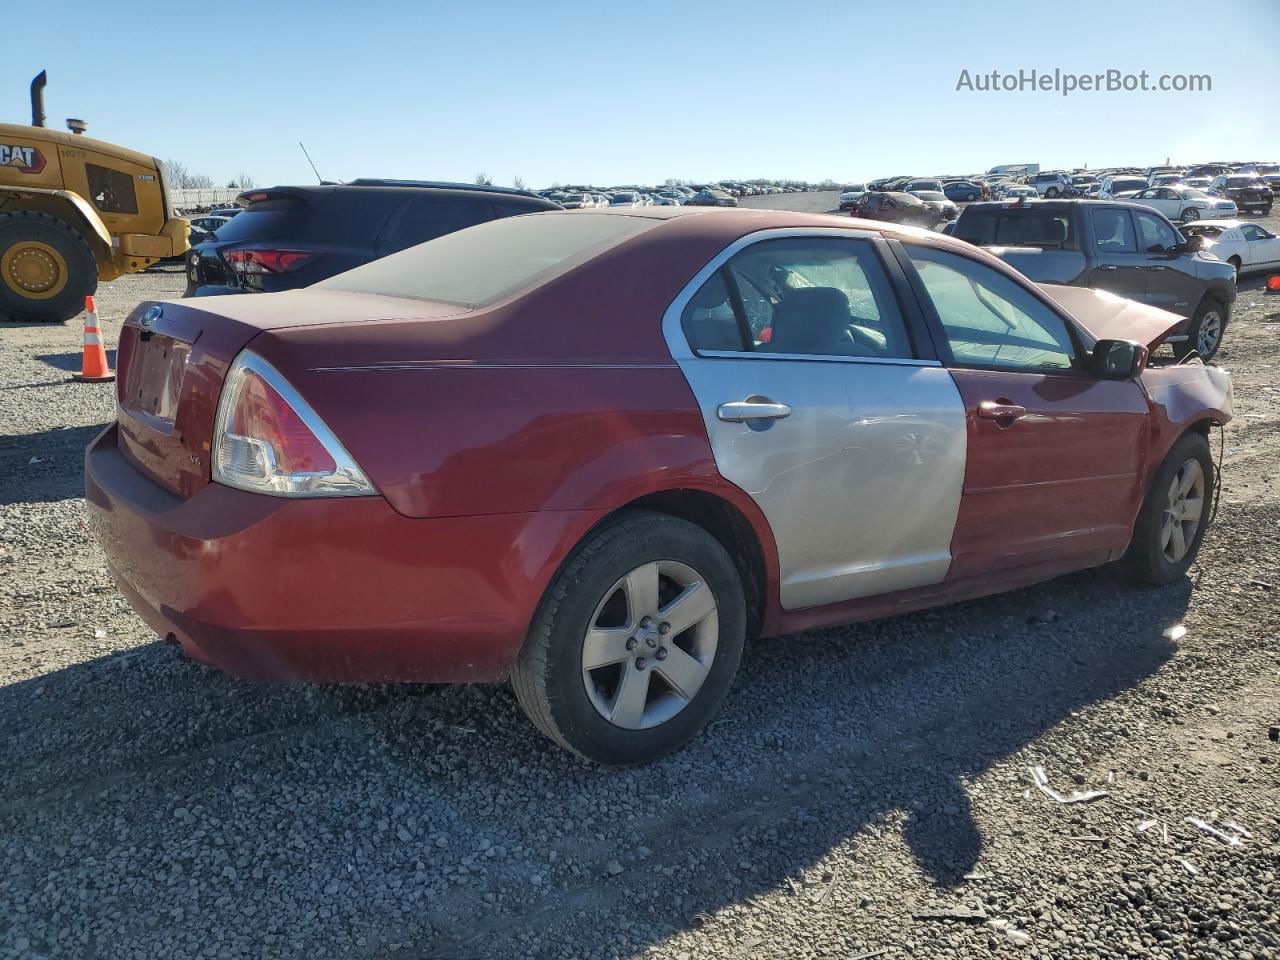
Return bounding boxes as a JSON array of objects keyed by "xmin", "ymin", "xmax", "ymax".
[{"xmin": 0, "ymin": 71, "xmax": 189, "ymax": 322}]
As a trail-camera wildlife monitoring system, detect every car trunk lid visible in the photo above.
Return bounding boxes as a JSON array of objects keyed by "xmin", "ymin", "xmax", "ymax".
[{"xmin": 115, "ymin": 291, "xmax": 468, "ymax": 498}]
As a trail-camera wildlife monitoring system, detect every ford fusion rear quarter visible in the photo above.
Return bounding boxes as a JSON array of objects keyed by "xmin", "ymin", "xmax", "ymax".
[{"xmin": 88, "ymin": 208, "xmax": 1231, "ymax": 765}]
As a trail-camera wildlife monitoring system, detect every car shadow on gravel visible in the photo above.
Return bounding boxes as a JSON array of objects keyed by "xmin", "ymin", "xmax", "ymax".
[
  {"xmin": 0, "ymin": 423, "xmax": 104, "ymax": 506},
  {"xmin": 0, "ymin": 568, "xmax": 1190, "ymax": 958}
]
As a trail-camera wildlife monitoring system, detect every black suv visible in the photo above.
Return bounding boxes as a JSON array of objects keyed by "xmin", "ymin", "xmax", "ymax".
[
  {"xmin": 1209, "ymin": 174, "xmax": 1274, "ymax": 215},
  {"xmin": 185, "ymin": 181, "xmax": 560, "ymax": 297}
]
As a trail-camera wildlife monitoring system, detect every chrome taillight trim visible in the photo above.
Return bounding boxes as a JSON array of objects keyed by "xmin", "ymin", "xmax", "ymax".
[{"xmin": 212, "ymin": 350, "xmax": 376, "ymax": 498}]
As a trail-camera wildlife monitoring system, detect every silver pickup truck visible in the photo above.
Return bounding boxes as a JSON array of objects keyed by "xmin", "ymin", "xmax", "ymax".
[{"xmin": 949, "ymin": 199, "xmax": 1237, "ymax": 359}]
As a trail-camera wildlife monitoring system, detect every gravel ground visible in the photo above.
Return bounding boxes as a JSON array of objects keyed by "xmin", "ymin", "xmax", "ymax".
[{"xmin": 1, "ymin": 213, "xmax": 1279, "ymax": 960}]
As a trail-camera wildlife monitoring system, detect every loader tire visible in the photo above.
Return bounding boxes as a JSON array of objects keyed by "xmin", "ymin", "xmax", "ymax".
[{"xmin": 0, "ymin": 211, "xmax": 98, "ymax": 323}]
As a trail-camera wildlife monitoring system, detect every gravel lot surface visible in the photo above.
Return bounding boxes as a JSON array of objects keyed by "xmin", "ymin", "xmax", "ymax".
[{"xmin": 2, "ymin": 205, "xmax": 1278, "ymax": 960}]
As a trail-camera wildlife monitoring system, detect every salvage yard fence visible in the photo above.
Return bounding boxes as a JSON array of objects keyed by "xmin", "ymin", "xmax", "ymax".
[{"xmin": 171, "ymin": 187, "xmax": 243, "ymax": 209}]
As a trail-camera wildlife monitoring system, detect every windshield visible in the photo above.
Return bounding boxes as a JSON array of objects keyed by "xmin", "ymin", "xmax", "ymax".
[
  {"xmin": 1226, "ymin": 177, "xmax": 1256, "ymax": 187},
  {"xmin": 1113, "ymin": 179, "xmax": 1146, "ymax": 191},
  {"xmin": 318, "ymin": 212, "xmax": 654, "ymax": 307},
  {"xmin": 914, "ymin": 191, "xmax": 946, "ymax": 200},
  {"xmin": 1181, "ymin": 189, "xmax": 1208, "ymax": 199}
]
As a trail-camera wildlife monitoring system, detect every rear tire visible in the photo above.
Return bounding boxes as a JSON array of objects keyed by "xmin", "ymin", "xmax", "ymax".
[
  {"xmin": 511, "ymin": 511, "xmax": 746, "ymax": 766},
  {"xmin": 1228, "ymin": 256, "xmax": 1242, "ymax": 280},
  {"xmin": 1123, "ymin": 432, "xmax": 1214, "ymax": 585},
  {"xmin": 1174, "ymin": 298, "xmax": 1226, "ymax": 362},
  {"xmin": 0, "ymin": 211, "xmax": 98, "ymax": 323}
]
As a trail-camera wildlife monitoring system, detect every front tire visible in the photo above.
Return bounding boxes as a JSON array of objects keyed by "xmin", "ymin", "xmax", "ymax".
[
  {"xmin": 511, "ymin": 511, "xmax": 746, "ymax": 765},
  {"xmin": 1123, "ymin": 432, "xmax": 1214, "ymax": 585},
  {"xmin": 1045, "ymin": 187, "xmax": 1059, "ymax": 198},
  {"xmin": 1174, "ymin": 298, "xmax": 1227, "ymax": 362},
  {"xmin": 0, "ymin": 211, "xmax": 98, "ymax": 323},
  {"xmin": 1181, "ymin": 207, "xmax": 1200, "ymax": 222}
]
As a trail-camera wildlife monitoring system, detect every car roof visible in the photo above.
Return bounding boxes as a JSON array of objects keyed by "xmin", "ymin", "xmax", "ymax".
[{"xmin": 535, "ymin": 206, "xmax": 992, "ymax": 259}]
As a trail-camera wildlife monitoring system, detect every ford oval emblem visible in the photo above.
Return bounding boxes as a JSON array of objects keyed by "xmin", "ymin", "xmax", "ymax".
[{"xmin": 140, "ymin": 306, "xmax": 162, "ymax": 327}]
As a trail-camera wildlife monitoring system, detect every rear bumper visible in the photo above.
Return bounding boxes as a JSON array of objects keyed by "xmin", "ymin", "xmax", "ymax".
[{"xmin": 85, "ymin": 424, "xmax": 604, "ymax": 683}]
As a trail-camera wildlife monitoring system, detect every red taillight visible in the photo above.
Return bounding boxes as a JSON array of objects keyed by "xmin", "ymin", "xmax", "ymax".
[
  {"xmin": 213, "ymin": 352, "xmax": 373, "ymax": 498},
  {"xmin": 224, "ymin": 249, "xmax": 316, "ymax": 275},
  {"xmin": 1267, "ymin": 274, "xmax": 1280, "ymax": 293},
  {"xmin": 230, "ymin": 369, "xmax": 336, "ymax": 475}
]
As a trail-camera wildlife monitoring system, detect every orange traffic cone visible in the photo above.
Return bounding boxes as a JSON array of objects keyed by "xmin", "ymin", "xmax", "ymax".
[{"xmin": 72, "ymin": 295, "xmax": 114, "ymax": 383}]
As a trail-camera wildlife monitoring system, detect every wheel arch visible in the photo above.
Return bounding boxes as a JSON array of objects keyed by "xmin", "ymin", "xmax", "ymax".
[
  {"xmin": 0, "ymin": 187, "xmax": 112, "ymax": 259},
  {"xmin": 1196, "ymin": 282, "xmax": 1234, "ymax": 317},
  {"xmin": 545, "ymin": 485, "xmax": 778, "ymax": 641},
  {"xmin": 623, "ymin": 488, "xmax": 771, "ymax": 638}
]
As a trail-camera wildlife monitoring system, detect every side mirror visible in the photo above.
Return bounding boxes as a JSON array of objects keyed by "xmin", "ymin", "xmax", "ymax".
[
  {"xmin": 1092, "ymin": 339, "xmax": 1148, "ymax": 379},
  {"xmin": 1181, "ymin": 234, "xmax": 1205, "ymax": 253}
]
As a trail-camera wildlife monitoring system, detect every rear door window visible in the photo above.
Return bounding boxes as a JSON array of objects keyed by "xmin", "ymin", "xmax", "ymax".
[
  {"xmin": 682, "ymin": 237, "xmax": 913, "ymax": 359},
  {"xmin": 1090, "ymin": 208, "xmax": 1137, "ymax": 252}
]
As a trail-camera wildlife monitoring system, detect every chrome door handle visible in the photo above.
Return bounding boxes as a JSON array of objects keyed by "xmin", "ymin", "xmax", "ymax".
[
  {"xmin": 717, "ymin": 400, "xmax": 792, "ymax": 422},
  {"xmin": 977, "ymin": 400, "xmax": 1027, "ymax": 422},
  {"xmin": 1147, "ymin": 264, "xmax": 1168, "ymax": 271},
  {"xmin": 1098, "ymin": 264, "xmax": 1120, "ymax": 271}
]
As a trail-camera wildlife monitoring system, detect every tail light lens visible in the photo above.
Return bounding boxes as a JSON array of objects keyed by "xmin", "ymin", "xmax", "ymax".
[
  {"xmin": 224, "ymin": 249, "xmax": 316, "ymax": 275},
  {"xmin": 212, "ymin": 352, "xmax": 374, "ymax": 497}
]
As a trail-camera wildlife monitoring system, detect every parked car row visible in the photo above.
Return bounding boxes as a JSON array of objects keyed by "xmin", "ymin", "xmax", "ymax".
[{"xmin": 539, "ymin": 181, "xmax": 809, "ymax": 208}]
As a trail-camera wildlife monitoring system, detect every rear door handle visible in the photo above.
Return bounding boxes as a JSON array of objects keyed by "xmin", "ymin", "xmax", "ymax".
[
  {"xmin": 1147, "ymin": 264, "xmax": 1168, "ymax": 271},
  {"xmin": 978, "ymin": 400, "xmax": 1027, "ymax": 423},
  {"xmin": 1098, "ymin": 264, "xmax": 1120, "ymax": 271},
  {"xmin": 717, "ymin": 400, "xmax": 792, "ymax": 422}
]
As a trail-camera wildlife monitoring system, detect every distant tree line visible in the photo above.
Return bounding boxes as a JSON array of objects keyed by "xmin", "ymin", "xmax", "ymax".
[{"xmin": 165, "ymin": 159, "xmax": 254, "ymax": 190}]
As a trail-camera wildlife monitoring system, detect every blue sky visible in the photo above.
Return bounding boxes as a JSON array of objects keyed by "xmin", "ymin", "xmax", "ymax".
[{"xmin": 7, "ymin": 0, "xmax": 1277, "ymax": 189}]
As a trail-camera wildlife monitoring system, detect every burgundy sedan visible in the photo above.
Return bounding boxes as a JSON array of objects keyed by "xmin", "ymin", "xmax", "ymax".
[{"xmin": 87, "ymin": 208, "xmax": 1232, "ymax": 765}]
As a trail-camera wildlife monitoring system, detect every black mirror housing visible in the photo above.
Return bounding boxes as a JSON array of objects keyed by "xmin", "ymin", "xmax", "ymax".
[{"xmin": 1092, "ymin": 339, "xmax": 1148, "ymax": 379}]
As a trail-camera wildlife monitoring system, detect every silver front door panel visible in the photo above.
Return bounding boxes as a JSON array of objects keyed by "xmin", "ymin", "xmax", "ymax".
[{"xmin": 676, "ymin": 356, "xmax": 967, "ymax": 610}]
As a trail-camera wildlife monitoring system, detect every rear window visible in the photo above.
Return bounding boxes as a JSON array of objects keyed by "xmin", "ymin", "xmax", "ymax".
[
  {"xmin": 957, "ymin": 210, "xmax": 1076, "ymax": 249},
  {"xmin": 211, "ymin": 208, "xmax": 303, "ymax": 243},
  {"xmin": 318, "ymin": 212, "xmax": 655, "ymax": 308}
]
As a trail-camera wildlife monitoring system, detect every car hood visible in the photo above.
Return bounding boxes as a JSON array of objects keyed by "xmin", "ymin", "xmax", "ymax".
[{"xmin": 1036, "ymin": 283, "xmax": 1184, "ymax": 349}]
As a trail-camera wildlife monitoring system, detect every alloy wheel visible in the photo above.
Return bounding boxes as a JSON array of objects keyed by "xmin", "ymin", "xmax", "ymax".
[
  {"xmin": 1161, "ymin": 458, "xmax": 1206, "ymax": 563},
  {"xmin": 1196, "ymin": 310, "xmax": 1223, "ymax": 357},
  {"xmin": 1182, "ymin": 207, "xmax": 1199, "ymax": 222},
  {"xmin": 580, "ymin": 560, "xmax": 719, "ymax": 730}
]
